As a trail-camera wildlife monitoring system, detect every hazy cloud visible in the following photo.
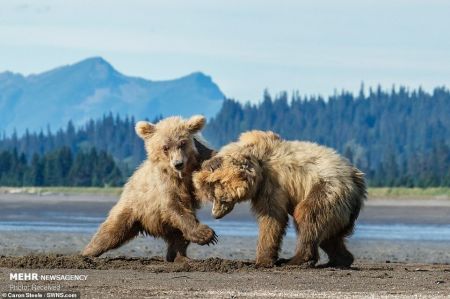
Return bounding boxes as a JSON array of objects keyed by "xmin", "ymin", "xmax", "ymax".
[
  {"xmin": 0, "ymin": 0, "xmax": 449, "ymax": 102},
  {"xmin": 14, "ymin": 2, "xmax": 51, "ymax": 14}
]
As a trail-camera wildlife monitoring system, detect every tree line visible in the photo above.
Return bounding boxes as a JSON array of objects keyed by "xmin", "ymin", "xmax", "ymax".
[
  {"xmin": 203, "ymin": 86, "xmax": 450, "ymax": 187},
  {"xmin": 0, "ymin": 147, "xmax": 123, "ymax": 187},
  {"xmin": 0, "ymin": 85, "xmax": 449, "ymax": 187},
  {"xmin": 0, "ymin": 114, "xmax": 163, "ymax": 168}
]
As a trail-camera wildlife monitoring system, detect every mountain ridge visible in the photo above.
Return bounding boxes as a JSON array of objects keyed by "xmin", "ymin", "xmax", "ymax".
[{"xmin": 0, "ymin": 57, "xmax": 225, "ymax": 134}]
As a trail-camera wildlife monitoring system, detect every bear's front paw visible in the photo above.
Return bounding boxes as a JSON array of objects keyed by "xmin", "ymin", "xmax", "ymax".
[
  {"xmin": 255, "ymin": 257, "xmax": 275, "ymax": 268},
  {"xmin": 188, "ymin": 224, "xmax": 218, "ymax": 245}
]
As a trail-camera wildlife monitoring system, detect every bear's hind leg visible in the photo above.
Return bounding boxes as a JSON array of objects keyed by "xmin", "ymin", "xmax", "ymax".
[
  {"xmin": 289, "ymin": 187, "xmax": 330, "ymax": 267},
  {"xmin": 320, "ymin": 236, "xmax": 354, "ymax": 268},
  {"xmin": 164, "ymin": 230, "xmax": 190, "ymax": 263},
  {"xmin": 82, "ymin": 207, "xmax": 140, "ymax": 257},
  {"xmin": 287, "ymin": 231, "xmax": 319, "ymax": 268}
]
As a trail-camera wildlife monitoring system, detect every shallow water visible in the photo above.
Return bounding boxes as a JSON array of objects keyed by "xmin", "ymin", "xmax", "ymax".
[
  {"xmin": 207, "ymin": 221, "xmax": 450, "ymax": 241},
  {"xmin": 1, "ymin": 217, "xmax": 450, "ymax": 242}
]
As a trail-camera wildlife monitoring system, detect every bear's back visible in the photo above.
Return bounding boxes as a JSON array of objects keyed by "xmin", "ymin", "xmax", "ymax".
[{"xmin": 282, "ymin": 141, "xmax": 352, "ymax": 174}]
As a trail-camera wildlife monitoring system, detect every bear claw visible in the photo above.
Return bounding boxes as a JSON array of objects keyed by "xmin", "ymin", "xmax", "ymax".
[{"xmin": 188, "ymin": 225, "xmax": 218, "ymax": 245}]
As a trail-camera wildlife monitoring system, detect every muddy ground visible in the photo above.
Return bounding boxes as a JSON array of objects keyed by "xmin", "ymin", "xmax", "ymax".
[{"xmin": 0, "ymin": 255, "xmax": 449, "ymax": 298}]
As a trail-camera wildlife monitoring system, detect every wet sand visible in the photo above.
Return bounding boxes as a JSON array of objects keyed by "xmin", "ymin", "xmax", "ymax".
[
  {"xmin": 1, "ymin": 232, "xmax": 450, "ymax": 265},
  {"xmin": 1, "ymin": 193, "xmax": 449, "ymax": 263},
  {"xmin": 0, "ymin": 193, "xmax": 449, "ymax": 298}
]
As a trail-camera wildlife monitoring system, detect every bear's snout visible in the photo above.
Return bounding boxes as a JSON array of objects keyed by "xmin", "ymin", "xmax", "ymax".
[
  {"xmin": 173, "ymin": 160, "xmax": 184, "ymax": 170},
  {"xmin": 212, "ymin": 201, "xmax": 235, "ymax": 219},
  {"xmin": 212, "ymin": 213, "xmax": 224, "ymax": 219}
]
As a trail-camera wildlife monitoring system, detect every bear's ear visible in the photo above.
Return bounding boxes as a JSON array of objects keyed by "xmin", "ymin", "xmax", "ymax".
[
  {"xmin": 203, "ymin": 156, "xmax": 223, "ymax": 172},
  {"xmin": 240, "ymin": 155, "xmax": 257, "ymax": 182},
  {"xmin": 135, "ymin": 121, "xmax": 156, "ymax": 139},
  {"xmin": 238, "ymin": 155, "xmax": 253, "ymax": 171},
  {"xmin": 186, "ymin": 115, "xmax": 206, "ymax": 133},
  {"xmin": 193, "ymin": 170, "xmax": 212, "ymax": 189}
]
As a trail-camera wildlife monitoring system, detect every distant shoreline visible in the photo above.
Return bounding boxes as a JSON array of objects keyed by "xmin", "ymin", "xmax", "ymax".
[{"xmin": 1, "ymin": 186, "xmax": 449, "ymax": 199}]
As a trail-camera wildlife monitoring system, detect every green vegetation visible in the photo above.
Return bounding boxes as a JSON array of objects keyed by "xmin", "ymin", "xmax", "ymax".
[
  {"xmin": 368, "ymin": 187, "xmax": 450, "ymax": 198},
  {"xmin": 0, "ymin": 186, "xmax": 122, "ymax": 196}
]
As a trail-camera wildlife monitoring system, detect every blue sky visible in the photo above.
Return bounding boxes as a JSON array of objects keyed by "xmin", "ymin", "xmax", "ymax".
[{"xmin": 1, "ymin": 0, "xmax": 449, "ymax": 102}]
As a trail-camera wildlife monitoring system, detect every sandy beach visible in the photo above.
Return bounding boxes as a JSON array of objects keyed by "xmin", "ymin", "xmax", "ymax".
[{"xmin": 0, "ymin": 193, "xmax": 449, "ymax": 298}]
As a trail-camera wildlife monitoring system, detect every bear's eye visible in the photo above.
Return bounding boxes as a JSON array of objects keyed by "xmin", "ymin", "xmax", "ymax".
[
  {"xmin": 178, "ymin": 140, "xmax": 187, "ymax": 149},
  {"xmin": 162, "ymin": 145, "xmax": 169, "ymax": 153}
]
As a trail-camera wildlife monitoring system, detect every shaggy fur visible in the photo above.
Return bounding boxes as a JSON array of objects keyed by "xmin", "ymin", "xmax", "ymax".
[
  {"xmin": 193, "ymin": 130, "xmax": 366, "ymax": 268},
  {"xmin": 82, "ymin": 115, "xmax": 217, "ymax": 262}
]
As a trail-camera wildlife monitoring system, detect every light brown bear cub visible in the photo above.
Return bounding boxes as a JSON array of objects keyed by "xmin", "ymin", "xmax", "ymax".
[
  {"xmin": 193, "ymin": 130, "xmax": 366, "ymax": 268},
  {"xmin": 82, "ymin": 115, "xmax": 217, "ymax": 262}
]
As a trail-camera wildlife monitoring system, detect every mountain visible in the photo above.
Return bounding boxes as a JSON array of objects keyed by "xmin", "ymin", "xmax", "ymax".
[{"xmin": 0, "ymin": 57, "xmax": 225, "ymax": 134}]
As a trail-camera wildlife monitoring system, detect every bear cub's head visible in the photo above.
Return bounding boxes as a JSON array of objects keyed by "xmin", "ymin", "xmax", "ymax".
[
  {"xmin": 135, "ymin": 115, "xmax": 206, "ymax": 177},
  {"xmin": 193, "ymin": 152, "xmax": 262, "ymax": 219}
]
